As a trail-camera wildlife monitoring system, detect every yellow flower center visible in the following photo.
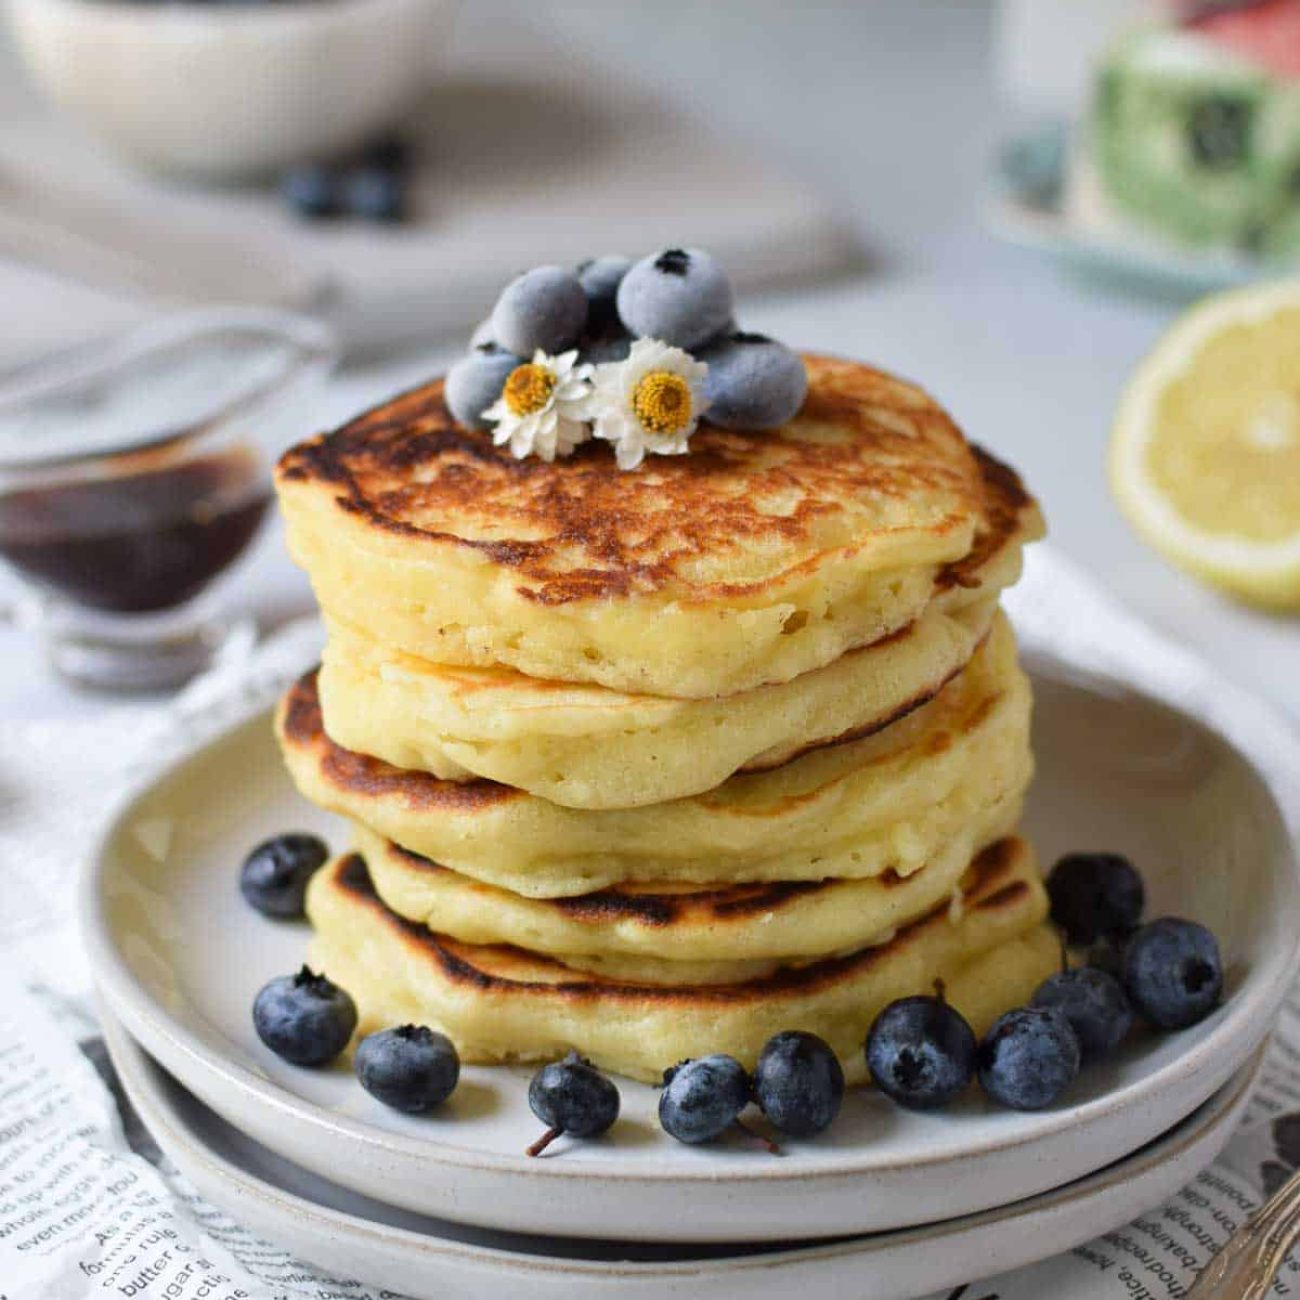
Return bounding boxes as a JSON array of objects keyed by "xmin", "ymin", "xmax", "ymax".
[
  {"xmin": 503, "ymin": 363, "xmax": 556, "ymax": 416},
  {"xmin": 632, "ymin": 371, "xmax": 693, "ymax": 435}
]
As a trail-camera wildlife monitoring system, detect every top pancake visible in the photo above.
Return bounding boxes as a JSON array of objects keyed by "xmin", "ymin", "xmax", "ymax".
[{"xmin": 277, "ymin": 355, "xmax": 1043, "ymax": 698}]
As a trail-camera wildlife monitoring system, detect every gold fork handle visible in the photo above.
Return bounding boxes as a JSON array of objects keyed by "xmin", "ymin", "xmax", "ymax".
[{"xmin": 1187, "ymin": 1165, "xmax": 1300, "ymax": 1299}]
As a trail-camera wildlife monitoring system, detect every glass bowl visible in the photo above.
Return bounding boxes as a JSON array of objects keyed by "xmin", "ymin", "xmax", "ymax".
[{"xmin": 0, "ymin": 308, "xmax": 337, "ymax": 690}]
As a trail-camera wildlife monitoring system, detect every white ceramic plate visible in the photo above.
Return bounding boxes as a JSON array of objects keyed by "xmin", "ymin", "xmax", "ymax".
[
  {"xmin": 104, "ymin": 1009, "xmax": 1260, "ymax": 1300},
  {"xmin": 986, "ymin": 191, "xmax": 1267, "ymax": 296},
  {"xmin": 83, "ymin": 655, "xmax": 1300, "ymax": 1243},
  {"xmin": 986, "ymin": 126, "xmax": 1272, "ymax": 296}
]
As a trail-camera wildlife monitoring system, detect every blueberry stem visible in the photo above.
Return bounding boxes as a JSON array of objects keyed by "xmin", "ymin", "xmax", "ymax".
[
  {"xmin": 933, "ymin": 977, "xmax": 948, "ymax": 1004},
  {"xmin": 733, "ymin": 1118, "xmax": 781, "ymax": 1155},
  {"xmin": 526, "ymin": 1126, "xmax": 564, "ymax": 1157}
]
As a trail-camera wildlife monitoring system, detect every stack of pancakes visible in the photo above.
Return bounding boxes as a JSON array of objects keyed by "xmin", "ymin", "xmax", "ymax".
[{"xmin": 274, "ymin": 355, "xmax": 1057, "ymax": 1083}]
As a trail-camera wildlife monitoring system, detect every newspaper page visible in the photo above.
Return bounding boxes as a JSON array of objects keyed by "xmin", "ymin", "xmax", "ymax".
[{"xmin": 0, "ymin": 979, "xmax": 403, "ymax": 1300}]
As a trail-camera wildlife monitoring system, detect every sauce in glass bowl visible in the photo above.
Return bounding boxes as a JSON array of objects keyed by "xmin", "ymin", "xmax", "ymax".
[{"xmin": 0, "ymin": 309, "xmax": 335, "ymax": 688}]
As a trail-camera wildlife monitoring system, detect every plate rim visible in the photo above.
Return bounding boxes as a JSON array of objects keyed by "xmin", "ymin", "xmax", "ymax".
[
  {"xmin": 102, "ymin": 1004, "xmax": 1264, "ymax": 1290},
  {"xmin": 81, "ymin": 650, "xmax": 1300, "ymax": 1192}
]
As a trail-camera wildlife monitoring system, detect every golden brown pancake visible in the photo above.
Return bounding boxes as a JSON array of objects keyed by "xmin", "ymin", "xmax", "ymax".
[
  {"xmin": 278, "ymin": 614, "xmax": 1034, "ymax": 897},
  {"xmin": 316, "ymin": 596, "xmax": 999, "ymax": 809},
  {"xmin": 353, "ymin": 814, "xmax": 1016, "ymax": 984},
  {"xmin": 306, "ymin": 837, "xmax": 1057, "ymax": 1083},
  {"xmin": 276, "ymin": 356, "xmax": 1043, "ymax": 697}
]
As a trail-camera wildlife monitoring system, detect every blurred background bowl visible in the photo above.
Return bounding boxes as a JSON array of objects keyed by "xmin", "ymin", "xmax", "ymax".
[{"xmin": 2, "ymin": 0, "xmax": 455, "ymax": 181}]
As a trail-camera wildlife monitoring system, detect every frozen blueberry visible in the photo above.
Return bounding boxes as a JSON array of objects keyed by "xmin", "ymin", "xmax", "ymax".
[
  {"xmin": 469, "ymin": 317, "xmax": 495, "ymax": 349},
  {"xmin": 355, "ymin": 1025, "xmax": 459, "ymax": 1113},
  {"xmin": 1047, "ymin": 852, "xmax": 1145, "ymax": 946},
  {"xmin": 658, "ymin": 1054, "xmax": 751, "ymax": 1145},
  {"xmin": 239, "ymin": 832, "xmax": 329, "ymax": 919},
  {"xmin": 616, "ymin": 247, "xmax": 734, "ymax": 349},
  {"xmin": 491, "ymin": 266, "xmax": 588, "ymax": 357},
  {"xmin": 252, "ymin": 966, "xmax": 356, "ymax": 1067},
  {"xmin": 526, "ymin": 1050, "xmax": 621, "ymax": 1155},
  {"xmin": 753, "ymin": 1031, "xmax": 844, "ymax": 1136},
  {"xmin": 866, "ymin": 994, "xmax": 977, "ymax": 1110},
  {"xmin": 281, "ymin": 162, "xmax": 341, "ymax": 220},
  {"xmin": 1032, "ymin": 967, "xmax": 1134, "ymax": 1059},
  {"xmin": 445, "ymin": 346, "xmax": 522, "ymax": 430},
  {"xmin": 978, "ymin": 1006, "xmax": 1080, "ymax": 1111},
  {"xmin": 1123, "ymin": 917, "xmax": 1224, "ymax": 1030},
  {"xmin": 576, "ymin": 254, "xmax": 632, "ymax": 330},
  {"xmin": 698, "ymin": 332, "xmax": 807, "ymax": 429},
  {"xmin": 343, "ymin": 164, "xmax": 407, "ymax": 223},
  {"xmin": 577, "ymin": 325, "xmax": 633, "ymax": 366}
]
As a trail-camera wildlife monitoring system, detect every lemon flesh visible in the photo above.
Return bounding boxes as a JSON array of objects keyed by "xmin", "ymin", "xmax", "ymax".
[{"xmin": 1111, "ymin": 281, "xmax": 1300, "ymax": 607}]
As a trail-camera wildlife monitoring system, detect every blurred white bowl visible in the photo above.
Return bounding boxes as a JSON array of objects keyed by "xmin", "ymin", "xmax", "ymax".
[{"xmin": 4, "ymin": 0, "xmax": 454, "ymax": 181}]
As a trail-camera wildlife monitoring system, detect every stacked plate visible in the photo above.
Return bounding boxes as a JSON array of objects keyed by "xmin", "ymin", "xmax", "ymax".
[{"xmin": 85, "ymin": 649, "xmax": 1299, "ymax": 1299}]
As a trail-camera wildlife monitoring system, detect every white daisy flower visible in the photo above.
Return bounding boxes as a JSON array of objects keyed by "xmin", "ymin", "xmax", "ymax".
[
  {"xmin": 585, "ymin": 337, "xmax": 710, "ymax": 471},
  {"xmin": 482, "ymin": 349, "xmax": 593, "ymax": 462}
]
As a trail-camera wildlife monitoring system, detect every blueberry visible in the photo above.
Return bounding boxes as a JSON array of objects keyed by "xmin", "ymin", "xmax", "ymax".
[
  {"xmin": 1032, "ymin": 967, "xmax": 1134, "ymax": 1059},
  {"xmin": 698, "ymin": 332, "xmax": 808, "ymax": 430},
  {"xmin": 753, "ymin": 1031, "xmax": 844, "ymax": 1136},
  {"xmin": 469, "ymin": 317, "xmax": 495, "ymax": 349},
  {"xmin": 445, "ymin": 346, "xmax": 522, "ymax": 431},
  {"xmin": 658, "ymin": 1054, "xmax": 751, "ymax": 1145},
  {"xmin": 978, "ymin": 1006, "xmax": 1080, "ymax": 1110},
  {"xmin": 1047, "ymin": 852, "xmax": 1145, "ymax": 945},
  {"xmin": 281, "ymin": 163, "xmax": 341, "ymax": 220},
  {"xmin": 576, "ymin": 254, "xmax": 632, "ymax": 330},
  {"xmin": 252, "ymin": 966, "xmax": 356, "ymax": 1067},
  {"xmin": 616, "ymin": 247, "xmax": 734, "ymax": 349},
  {"xmin": 866, "ymin": 994, "xmax": 977, "ymax": 1110},
  {"xmin": 343, "ymin": 164, "xmax": 407, "ymax": 223},
  {"xmin": 239, "ymin": 833, "xmax": 328, "ymax": 919},
  {"xmin": 577, "ymin": 325, "xmax": 633, "ymax": 366},
  {"xmin": 491, "ymin": 266, "xmax": 588, "ymax": 357},
  {"xmin": 354, "ymin": 1024, "xmax": 459, "ymax": 1113},
  {"xmin": 526, "ymin": 1050, "xmax": 621, "ymax": 1155},
  {"xmin": 1123, "ymin": 917, "xmax": 1224, "ymax": 1030}
]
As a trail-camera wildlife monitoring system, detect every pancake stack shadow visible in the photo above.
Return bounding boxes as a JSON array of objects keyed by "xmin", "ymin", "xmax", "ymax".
[{"xmin": 273, "ymin": 355, "xmax": 1059, "ymax": 1084}]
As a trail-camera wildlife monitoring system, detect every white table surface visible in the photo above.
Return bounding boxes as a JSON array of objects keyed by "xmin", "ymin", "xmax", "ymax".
[{"xmin": 2, "ymin": 0, "xmax": 1296, "ymax": 723}]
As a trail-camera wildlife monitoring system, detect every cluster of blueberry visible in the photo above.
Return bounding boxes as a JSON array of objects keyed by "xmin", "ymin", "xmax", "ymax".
[
  {"xmin": 533, "ymin": 1039, "xmax": 842, "ymax": 1154},
  {"xmin": 868, "ymin": 852, "xmax": 1224, "ymax": 1113},
  {"xmin": 240, "ymin": 836, "xmax": 1225, "ymax": 1150},
  {"xmin": 280, "ymin": 137, "xmax": 410, "ymax": 224},
  {"xmin": 254, "ymin": 967, "xmax": 461, "ymax": 1112},
  {"xmin": 445, "ymin": 247, "xmax": 808, "ymax": 461}
]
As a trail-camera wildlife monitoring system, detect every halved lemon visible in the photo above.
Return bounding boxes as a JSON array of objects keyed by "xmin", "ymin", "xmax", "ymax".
[{"xmin": 1110, "ymin": 280, "xmax": 1300, "ymax": 609}]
